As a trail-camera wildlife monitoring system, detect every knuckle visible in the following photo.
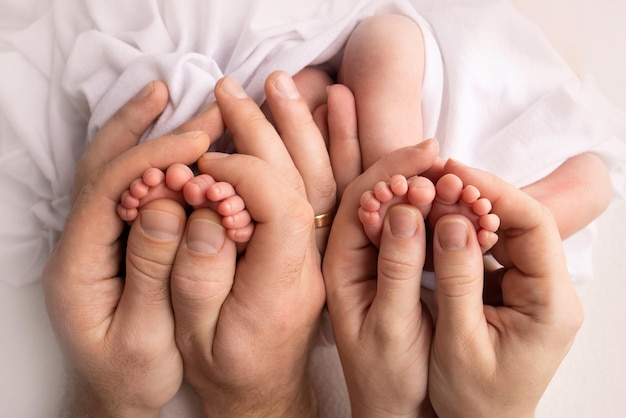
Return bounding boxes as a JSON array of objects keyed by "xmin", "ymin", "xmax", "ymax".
[
  {"xmin": 125, "ymin": 252, "xmax": 172, "ymax": 302},
  {"xmin": 377, "ymin": 253, "xmax": 419, "ymax": 282},
  {"xmin": 236, "ymin": 111, "xmax": 273, "ymax": 135},
  {"xmin": 285, "ymin": 196, "xmax": 315, "ymax": 227},
  {"xmin": 436, "ymin": 272, "xmax": 477, "ymax": 299},
  {"xmin": 312, "ymin": 172, "xmax": 337, "ymax": 200},
  {"xmin": 171, "ymin": 268, "xmax": 231, "ymax": 307}
]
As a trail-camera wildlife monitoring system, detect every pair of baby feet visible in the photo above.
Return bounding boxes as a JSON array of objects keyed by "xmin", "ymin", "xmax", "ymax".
[
  {"xmin": 117, "ymin": 163, "xmax": 254, "ymax": 243},
  {"xmin": 359, "ymin": 173, "xmax": 500, "ymax": 253},
  {"xmin": 118, "ymin": 166, "xmax": 500, "ymax": 253}
]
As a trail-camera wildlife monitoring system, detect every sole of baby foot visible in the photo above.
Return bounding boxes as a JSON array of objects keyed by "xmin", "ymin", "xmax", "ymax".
[
  {"xmin": 429, "ymin": 173, "xmax": 499, "ymax": 253},
  {"xmin": 359, "ymin": 175, "xmax": 435, "ymax": 247}
]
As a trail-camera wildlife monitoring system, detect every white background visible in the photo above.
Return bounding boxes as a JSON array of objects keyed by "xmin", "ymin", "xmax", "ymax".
[
  {"xmin": 513, "ymin": 0, "xmax": 626, "ymax": 416},
  {"xmin": 1, "ymin": 0, "xmax": 625, "ymax": 416}
]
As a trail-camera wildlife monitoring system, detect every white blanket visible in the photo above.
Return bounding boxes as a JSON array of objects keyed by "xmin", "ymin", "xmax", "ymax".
[{"xmin": 1, "ymin": 0, "xmax": 625, "ymax": 292}]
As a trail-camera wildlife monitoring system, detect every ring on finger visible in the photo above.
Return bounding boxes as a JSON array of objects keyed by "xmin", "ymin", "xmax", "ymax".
[{"xmin": 314, "ymin": 211, "xmax": 335, "ymax": 229}]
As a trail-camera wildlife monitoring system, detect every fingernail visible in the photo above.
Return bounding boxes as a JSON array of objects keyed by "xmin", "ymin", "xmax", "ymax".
[
  {"xmin": 221, "ymin": 76, "xmax": 247, "ymax": 99},
  {"xmin": 141, "ymin": 210, "xmax": 182, "ymax": 240},
  {"xmin": 177, "ymin": 130, "xmax": 204, "ymax": 138},
  {"xmin": 187, "ymin": 219, "xmax": 225, "ymax": 254},
  {"xmin": 134, "ymin": 81, "xmax": 153, "ymax": 100},
  {"xmin": 420, "ymin": 138, "xmax": 437, "ymax": 147},
  {"xmin": 438, "ymin": 219, "xmax": 469, "ymax": 250},
  {"xmin": 274, "ymin": 72, "xmax": 300, "ymax": 99},
  {"xmin": 389, "ymin": 206, "xmax": 419, "ymax": 238},
  {"xmin": 200, "ymin": 152, "xmax": 229, "ymax": 161}
]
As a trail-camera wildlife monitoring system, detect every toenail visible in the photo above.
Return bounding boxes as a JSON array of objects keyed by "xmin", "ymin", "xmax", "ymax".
[
  {"xmin": 389, "ymin": 206, "xmax": 419, "ymax": 238},
  {"xmin": 187, "ymin": 219, "xmax": 225, "ymax": 254},
  {"xmin": 141, "ymin": 210, "xmax": 182, "ymax": 240},
  {"xmin": 438, "ymin": 219, "xmax": 469, "ymax": 250}
]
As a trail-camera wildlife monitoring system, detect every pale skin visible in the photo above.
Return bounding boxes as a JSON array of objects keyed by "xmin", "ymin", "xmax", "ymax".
[
  {"xmin": 317, "ymin": 62, "xmax": 592, "ymax": 416},
  {"xmin": 322, "ymin": 151, "xmax": 585, "ymax": 418},
  {"xmin": 116, "ymin": 70, "xmax": 333, "ymax": 246},
  {"xmin": 428, "ymin": 159, "xmax": 585, "ymax": 418},
  {"xmin": 117, "ymin": 160, "xmax": 255, "ymax": 244},
  {"xmin": 45, "ymin": 73, "xmax": 589, "ymax": 417},
  {"xmin": 319, "ymin": 29, "xmax": 607, "ymax": 415},
  {"xmin": 44, "ymin": 72, "xmax": 339, "ymax": 418},
  {"xmin": 358, "ymin": 172, "xmax": 501, "ymax": 253},
  {"xmin": 321, "ymin": 85, "xmax": 585, "ymax": 416},
  {"xmin": 44, "ymin": 81, "xmax": 210, "ymax": 417},
  {"xmin": 57, "ymin": 11, "xmax": 601, "ymax": 416}
]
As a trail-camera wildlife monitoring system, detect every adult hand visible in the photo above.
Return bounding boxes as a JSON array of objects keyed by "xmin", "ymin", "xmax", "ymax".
[
  {"xmin": 43, "ymin": 81, "xmax": 212, "ymax": 417},
  {"xmin": 428, "ymin": 160, "xmax": 584, "ymax": 418},
  {"xmin": 169, "ymin": 73, "xmax": 327, "ymax": 418},
  {"xmin": 323, "ymin": 127, "xmax": 440, "ymax": 418}
]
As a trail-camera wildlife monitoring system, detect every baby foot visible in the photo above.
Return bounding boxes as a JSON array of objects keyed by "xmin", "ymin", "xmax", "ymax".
[
  {"xmin": 117, "ymin": 164, "xmax": 254, "ymax": 244},
  {"xmin": 428, "ymin": 173, "xmax": 500, "ymax": 253},
  {"xmin": 118, "ymin": 163, "xmax": 194, "ymax": 222},
  {"xmin": 183, "ymin": 174, "xmax": 254, "ymax": 244},
  {"xmin": 359, "ymin": 175, "xmax": 436, "ymax": 247}
]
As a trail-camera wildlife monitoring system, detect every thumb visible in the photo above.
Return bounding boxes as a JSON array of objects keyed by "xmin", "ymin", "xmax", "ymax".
[
  {"xmin": 171, "ymin": 208, "xmax": 237, "ymax": 352},
  {"xmin": 433, "ymin": 215, "xmax": 485, "ymax": 336},
  {"xmin": 372, "ymin": 205, "xmax": 426, "ymax": 321},
  {"xmin": 117, "ymin": 199, "xmax": 186, "ymax": 333}
]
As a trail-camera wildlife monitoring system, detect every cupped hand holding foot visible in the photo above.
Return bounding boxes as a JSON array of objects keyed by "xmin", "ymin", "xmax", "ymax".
[
  {"xmin": 43, "ymin": 81, "xmax": 211, "ymax": 417},
  {"xmin": 428, "ymin": 160, "xmax": 584, "ymax": 418},
  {"xmin": 170, "ymin": 74, "xmax": 329, "ymax": 418}
]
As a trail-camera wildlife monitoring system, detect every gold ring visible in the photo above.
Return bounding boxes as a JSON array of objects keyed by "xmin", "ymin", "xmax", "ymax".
[{"xmin": 314, "ymin": 212, "xmax": 335, "ymax": 228}]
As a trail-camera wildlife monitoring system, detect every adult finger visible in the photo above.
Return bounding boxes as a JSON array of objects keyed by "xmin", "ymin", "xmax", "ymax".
[
  {"xmin": 213, "ymin": 76, "xmax": 297, "ymax": 176},
  {"xmin": 442, "ymin": 159, "xmax": 579, "ymax": 329},
  {"xmin": 442, "ymin": 160, "xmax": 569, "ymax": 296},
  {"xmin": 371, "ymin": 205, "xmax": 427, "ymax": 327},
  {"xmin": 116, "ymin": 199, "xmax": 186, "ymax": 336},
  {"xmin": 75, "ymin": 81, "xmax": 169, "ymax": 198},
  {"xmin": 173, "ymin": 102, "xmax": 226, "ymax": 143},
  {"xmin": 432, "ymin": 214, "xmax": 486, "ymax": 336},
  {"xmin": 327, "ymin": 83, "xmax": 362, "ymax": 198},
  {"xmin": 57, "ymin": 132, "xmax": 211, "ymax": 292},
  {"xmin": 324, "ymin": 139, "xmax": 439, "ymax": 325},
  {"xmin": 264, "ymin": 71, "xmax": 335, "ymax": 216},
  {"xmin": 328, "ymin": 139, "xmax": 439, "ymax": 256},
  {"xmin": 197, "ymin": 153, "xmax": 314, "ymax": 300},
  {"xmin": 263, "ymin": 71, "xmax": 337, "ymax": 253},
  {"xmin": 171, "ymin": 207, "xmax": 237, "ymax": 356}
]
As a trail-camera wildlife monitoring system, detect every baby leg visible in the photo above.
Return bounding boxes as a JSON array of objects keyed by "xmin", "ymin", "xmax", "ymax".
[
  {"xmin": 339, "ymin": 14, "xmax": 425, "ymax": 169},
  {"xmin": 359, "ymin": 175, "xmax": 435, "ymax": 247},
  {"xmin": 118, "ymin": 163, "xmax": 194, "ymax": 222},
  {"xmin": 292, "ymin": 66, "xmax": 334, "ymax": 113},
  {"xmin": 429, "ymin": 174, "xmax": 500, "ymax": 253},
  {"xmin": 184, "ymin": 175, "xmax": 254, "ymax": 244}
]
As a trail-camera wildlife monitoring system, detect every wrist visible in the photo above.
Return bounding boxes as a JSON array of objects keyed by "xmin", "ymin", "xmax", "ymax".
[
  {"xmin": 201, "ymin": 377, "xmax": 317, "ymax": 418},
  {"xmin": 434, "ymin": 408, "xmax": 534, "ymax": 418},
  {"xmin": 350, "ymin": 406, "xmax": 436, "ymax": 418},
  {"xmin": 349, "ymin": 387, "xmax": 435, "ymax": 418},
  {"xmin": 63, "ymin": 376, "xmax": 161, "ymax": 418}
]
